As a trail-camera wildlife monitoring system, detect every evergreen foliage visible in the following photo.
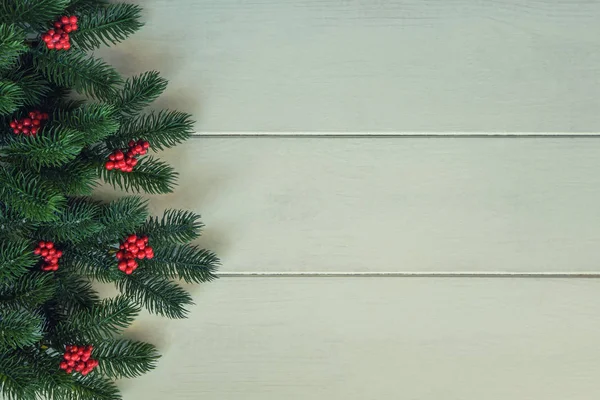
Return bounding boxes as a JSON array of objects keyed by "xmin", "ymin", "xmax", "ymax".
[{"xmin": 0, "ymin": 1, "xmax": 219, "ymax": 399}]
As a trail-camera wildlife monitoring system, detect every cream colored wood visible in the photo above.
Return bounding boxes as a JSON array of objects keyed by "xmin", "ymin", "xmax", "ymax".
[
  {"xmin": 95, "ymin": 0, "xmax": 600, "ymax": 133},
  {"xmin": 119, "ymin": 278, "xmax": 600, "ymax": 400},
  {"xmin": 93, "ymin": 137, "xmax": 600, "ymax": 273}
]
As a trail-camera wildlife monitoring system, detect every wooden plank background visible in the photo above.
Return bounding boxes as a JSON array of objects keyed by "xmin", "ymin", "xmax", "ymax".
[
  {"xmin": 96, "ymin": 0, "xmax": 600, "ymax": 133},
  {"xmin": 89, "ymin": 0, "xmax": 600, "ymax": 399}
]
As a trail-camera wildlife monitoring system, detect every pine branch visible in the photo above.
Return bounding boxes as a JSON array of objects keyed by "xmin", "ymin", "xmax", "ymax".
[
  {"xmin": 55, "ymin": 296, "xmax": 140, "ymax": 342},
  {"xmin": 66, "ymin": 0, "xmax": 109, "ymax": 13},
  {"xmin": 52, "ymin": 103, "xmax": 120, "ymax": 146},
  {"xmin": 60, "ymin": 244, "xmax": 119, "ymax": 283},
  {"xmin": 54, "ymin": 272, "xmax": 100, "ymax": 312},
  {"xmin": 116, "ymin": 272, "xmax": 193, "ymax": 319},
  {"xmin": 0, "ymin": 239, "xmax": 36, "ymax": 282},
  {"xmin": 71, "ymin": 3, "xmax": 143, "ymax": 51},
  {"xmin": 0, "ymin": 307, "xmax": 44, "ymax": 349},
  {"xmin": 98, "ymin": 196, "xmax": 149, "ymax": 241},
  {"xmin": 112, "ymin": 71, "xmax": 167, "ymax": 116},
  {"xmin": 144, "ymin": 244, "xmax": 219, "ymax": 284},
  {"xmin": 33, "ymin": 49, "xmax": 122, "ymax": 100},
  {"xmin": 4, "ymin": 68, "xmax": 51, "ymax": 107},
  {"xmin": 0, "ymin": 272, "xmax": 57, "ymax": 308},
  {"xmin": 0, "ymin": 0, "xmax": 70, "ymax": 31},
  {"xmin": 36, "ymin": 198, "xmax": 102, "ymax": 243},
  {"xmin": 0, "ymin": 168, "xmax": 66, "ymax": 221},
  {"xmin": 41, "ymin": 159, "xmax": 98, "ymax": 196},
  {"xmin": 94, "ymin": 339, "xmax": 159, "ymax": 379},
  {"xmin": 113, "ymin": 110, "xmax": 194, "ymax": 151},
  {"xmin": 0, "ymin": 351, "xmax": 36, "ymax": 400},
  {"xmin": 101, "ymin": 156, "xmax": 177, "ymax": 194},
  {"xmin": 0, "ymin": 79, "xmax": 24, "ymax": 114},
  {"xmin": 66, "ymin": 374, "xmax": 121, "ymax": 400},
  {"xmin": 140, "ymin": 209, "xmax": 203, "ymax": 245},
  {"xmin": 3, "ymin": 126, "xmax": 85, "ymax": 168},
  {"xmin": 0, "ymin": 24, "xmax": 27, "ymax": 71},
  {"xmin": 0, "ymin": 205, "xmax": 33, "ymax": 240}
]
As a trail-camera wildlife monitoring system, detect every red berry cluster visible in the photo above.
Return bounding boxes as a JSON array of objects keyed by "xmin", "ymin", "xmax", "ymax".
[
  {"xmin": 42, "ymin": 16, "xmax": 78, "ymax": 50},
  {"xmin": 34, "ymin": 241, "xmax": 63, "ymax": 272},
  {"xmin": 105, "ymin": 140, "xmax": 151, "ymax": 172},
  {"xmin": 116, "ymin": 234, "xmax": 154, "ymax": 274},
  {"xmin": 9, "ymin": 111, "xmax": 49, "ymax": 136},
  {"xmin": 60, "ymin": 345, "xmax": 98, "ymax": 376}
]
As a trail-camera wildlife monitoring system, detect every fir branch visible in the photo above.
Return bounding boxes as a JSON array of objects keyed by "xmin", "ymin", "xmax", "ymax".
[
  {"xmin": 60, "ymin": 244, "xmax": 119, "ymax": 283},
  {"xmin": 0, "ymin": 306, "xmax": 44, "ymax": 349},
  {"xmin": 98, "ymin": 196, "xmax": 149, "ymax": 241},
  {"xmin": 54, "ymin": 272, "xmax": 100, "ymax": 312},
  {"xmin": 101, "ymin": 156, "xmax": 177, "ymax": 194},
  {"xmin": 41, "ymin": 159, "xmax": 98, "ymax": 196},
  {"xmin": 113, "ymin": 110, "xmax": 194, "ymax": 151},
  {"xmin": 113, "ymin": 71, "xmax": 167, "ymax": 116},
  {"xmin": 33, "ymin": 49, "xmax": 122, "ymax": 100},
  {"xmin": 0, "ymin": 80, "xmax": 24, "ymax": 114},
  {"xmin": 116, "ymin": 272, "xmax": 193, "ymax": 319},
  {"xmin": 0, "ymin": 168, "xmax": 66, "ymax": 222},
  {"xmin": 55, "ymin": 296, "xmax": 140, "ymax": 342},
  {"xmin": 4, "ymin": 69, "xmax": 51, "ymax": 107},
  {"xmin": 66, "ymin": 0, "xmax": 109, "ymax": 13},
  {"xmin": 0, "ymin": 272, "xmax": 57, "ymax": 309},
  {"xmin": 0, "ymin": 239, "xmax": 36, "ymax": 282},
  {"xmin": 144, "ymin": 244, "xmax": 219, "ymax": 284},
  {"xmin": 66, "ymin": 374, "xmax": 121, "ymax": 400},
  {"xmin": 52, "ymin": 103, "xmax": 120, "ymax": 146},
  {"xmin": 0, "ymin": 351, "xmax": 36, "ymax": 400},
  {"xmin": 3, "ymin": 126, "xmax": 85, "ymax": 168},
  {"xmin": 0, "ymin": 0, "xmax": 70, "ymax": 31},
  {"xmin": 94, "ymin": 339, "xmax": 159, "ymax": 379},
  {"xmin": 36, "ymin": 198, "xmax": 102, "ymax": 243},
  {"xmin": 140, "ymin": 209, "xmax": 203, "ymax": 245},
  {"xmin": 0, "ymin": 206, "xmax": 33, "ymax": 240},
  {"xmin": 0, "ymin": 24, "xmax": 27, "ymax": 71},
  {"xmin": 71, "ymin": 3, "xmax": 143, "ymax": 51}
]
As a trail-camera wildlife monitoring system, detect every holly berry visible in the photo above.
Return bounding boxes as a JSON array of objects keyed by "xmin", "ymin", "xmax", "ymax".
[
  {"xmin": 43, "ymin": 16, "xmax": 78, "ymax": 51},
  {"xmin": 60, "ymin": 345, "xmax": 98, "ymax": 375},
  {"xmin": 35, "ymin": 241, "xmax": 63, "ymax": 271},
  {"xmin": 105, "ymin": 140, "xmax": 150, "ymax": 172},
  {"xmin": 115, "ymin": 234, "xmax": 153, "ymax": 274},
  {"xmin": 10, "ymin": 110, "xmax": 48, "ymax": 136}
]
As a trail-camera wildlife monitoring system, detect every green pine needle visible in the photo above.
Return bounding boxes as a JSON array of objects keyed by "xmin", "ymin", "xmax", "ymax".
[
  {"xmin": 113, "ymin": 110, "xmax": 194, "ymax": 151},
  {"xmin": 141, "ymin": 209, "xmax": 203, "ymax": 244},
  {"xmin": 67, "ymin": 374, "xmax": 121, "ymax": 400},
  {"xmin": 0, "ymin": 351, "xmax": 36, "ymax": 400},
  {"xmin": 94, "ymin": 339, "xmax": 159, "ymax": 379},
  {"xmin": 0, "ymin": 272, "xmax": 57, "ymax": 309},
  {"xmin": 0, "ymin": 239, "xmax": 36, "ymax": 282},
  {"xmin": 52, "ymin": 103, "xmax": 120, "ymax": 145},
  {"xmin": 0, "ymin": 307, "xmax": 44, "ymax": 349},
  {"xmin": 98, "ymin": 196, "xmax": 149, "ymax": 241},
  {"xmin": 41, "ymin": 160, "xmax": 98, "ymax": 196},
  {"xmin": 0, "ymin": 24, "xmax": 27, "ymax": 71},
  {"xmin": 101, "ymin": 156, "xmax": 178, "ymax": 194},
  {"xmin": 35, "ymin": 198, "xmax": 102, "ymax": 243},
  {"xmin": 116, "ymin": 272, "xmax": 193, "ymax": 319},
  {"xmin": 33, "ymin": 50, "xmax": 122, "ymax": 100},
  {"xmin": 144, "ymin": 244, "xmax": 219, "ymax": 284},
  {"xmin": 113, "ymin": 71, "xmax": 168, "ymax": 116},
  {"xmin": 0, "ymin": 0, "xmax": 70, "ymax": 31},
  {"xmin": 54, "ymin": 272, "xmax": 100, "ymax": 312},
  {"xmin": 0, "ymin": 80, "xmax": 24, "ymax": 114},
  {"xmin": 72, "ymin": 3, "xmax": 143, "ymax": 51},
  {"xmin": 55, "ymin": 296, "xmax": 140, "ymax": 342}
]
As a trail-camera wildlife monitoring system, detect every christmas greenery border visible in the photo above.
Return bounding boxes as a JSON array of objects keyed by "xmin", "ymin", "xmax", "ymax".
[{"xmin": 0, "ymin": 1, "xmax": 219, "ymax": 399}]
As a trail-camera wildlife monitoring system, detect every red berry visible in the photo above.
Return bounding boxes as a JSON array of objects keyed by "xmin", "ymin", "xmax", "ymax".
[
  {"xmin": 48, "ymin": 29, "xmax": 55, "ymax": 36},
  {"xmin": 139, "ymin": 149, "xmax": 147, "ymax": 155},
  {"xmin": 33, "ymin": 248, "xmax": 41, "ymax": 255},
  {"xmin": 47, "ymin": 42, "xmax": 55, "ymax": 49},
  {"xmin": 136, "ymin": 239, "xmax": 145, "ymax": 248},
  {"xmin": 105, "ymin": 161, "xmax": 115, "ymax": 170},
  {"xmin": 60, "ymin": 361, "xmax": 68, "ymax": 369},
  {"xmin": 63, "ymin": 42, "xmax": 71, "ymax": 50},
  {"xmin": 54, "ymin": 21, "xmax": 62, "ymax": 28},
  {"xmin": 127, "ymin": 259, "xmax": 137, "ymax": 267},
  {"xmin": 70, "ymin": 16, "xmax": 78, "ymax": 24},
  {"xmin": 143, "ymin": 141, "xmax": 150, "ymax": 149},
  {"xmin": 72, "ymin": 345, "xmax": 79, "ymax": 352},
  {"xmin": 40, "ymin": 249, "xmax": 49, "ymax": 257},
  {"xmin": 31, "ymin": 127, "xmax": 38, "ymax": 135},
  {"xmin": 114, "ymin": 151, "xmax": 124, "ymax": 161},
  {"xmin": 42, "ymin": 34, "xmax": 52, "ymax": 42},
  {"xmin": 9, "ymin": 121, "xmax": 16, "ymax": 128},
  {"xmin": 46, "ymin": 242, "xmax": 54, "ymax": 249},
  {"xmin": 65, "ymin": 25, "xmax": 73, "ymax": 33},
  {"xmin": 56, "ymin": 250, "xmax": 63, "ymax": 258},
  {"xmin": 118, "ymin": 260, "xmax": 127, "ymax": 269},
  {"xmin": 134, "ymin": 144, "xmax": 143, "ymax": 153},
  {"xmin": 61, "ymin": 16, "xmax": 70, "ymax": 24},
  {"xmin": 71, "ymin": 24, "xmax": 78, "ymax": 31},
  {"xmin": 66, "ymin": 368, "xmax": 73, "ymax": 374},
  {"xmin": 67, "ymin": 360, "xmax": 76, "ymax": 367},
  {"xmin": 116, "ymin": 251, "xmax": 123, "ymax": 260},
  {"xmin": 137, "ymin": 252, "xmax": 145, "ymax": 260},
  {"xmin": 55, "ymin": 42, "xmax": 64, "ymax": 50}
]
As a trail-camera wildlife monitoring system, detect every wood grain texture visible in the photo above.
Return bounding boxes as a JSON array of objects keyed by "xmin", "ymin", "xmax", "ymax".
[
  {"xmin": 95, "ymin": 0, "xmax": 600, "ymax": 133},
  {"xmin": 93, "ymin": 137, "xmax": 600, "ymax": 273},
  {"xmin": 119, "ymin": 278, "xmax": 600, "ymax": 400}
]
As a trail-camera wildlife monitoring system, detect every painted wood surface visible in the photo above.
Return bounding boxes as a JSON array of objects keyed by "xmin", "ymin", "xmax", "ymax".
[
  {"xmin": 95, "ymin": 0, "xmax": 600, "ymax": 133},
  {"xmin": 119, "ymin": 278, "xmax": 600, "ymax": 400},
  {"xmin": 94, "ymin": 137, "xmax": 600, "ymax": 273}
]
